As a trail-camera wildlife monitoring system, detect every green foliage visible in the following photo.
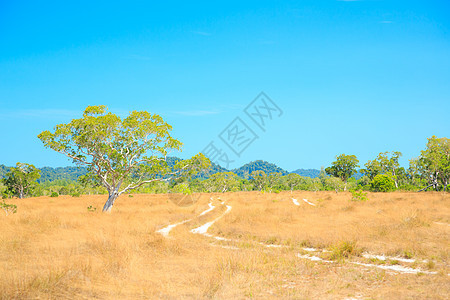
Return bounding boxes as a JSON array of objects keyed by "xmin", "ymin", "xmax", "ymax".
[
  {"xmin": 283, "ymin": 173, "xmax": 303, "ymax": 191},
  {"xmin": 2, "ymin": 162, "xmax": 41, "ymax": 199},
  {"xmin": 171, "ymin": 182, "xmax": 192, "ymax": 195},
  {"xmin": 249, "ymin": 170, "xmax": 268, "ymax": 191},
  {"xmin": 232, "ymin": 160, "xmax": 288, "ymax": 179},
  {"xmin": 371, "ymin": 174, "xmax": 396, "ymax": 192},
  {"xmin": 0, "ymin": 165, "xmax": 10, "ymax": 178},
  {"xmin": 418, "ymin": 136, "xmax": 450, "ymax": 191},
  {"xmin": 362, "ymin": 151, "xmax": 402, "ymax": 188},
  {"xmin": 71, "ymin": 192, "xmax": 81, "ymax": 197},
  {"xmin": 38, "ymin": 166, "xmax": 88, "ymax": 182},
  {"xmin": 325, "ymin": 154, "xmax": 359, "ymax": 185},
  {"xmin": 203, "ymin": 172, "xmax": 240, "ymax": 193},
  {"xmin": 38, "ymin": 105, "xmax": 210, "ymax": 212},
  {"xmin": 87, "ymin": 205, "xmax": 97, "ymax": 212},
  {"xmin": 350, "ymin": 190, "xmax": 368, "ymax": 201},
  {"xmin": 1, "ymin": 199, "xmax": 17, "ymax": 215},
  {"xmin": 50, "ymin": 192, "xmax": 59, "ymax": 197}
]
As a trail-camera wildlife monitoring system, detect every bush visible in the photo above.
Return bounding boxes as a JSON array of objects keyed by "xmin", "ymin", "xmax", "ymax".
[
  {"xmin": 327, "ymin": 241, "xmax": 361, "ymax": 261},
  {"xmin": 50, "ymin": 192, "xmax": 59, "ymax": 197},
  {"xmin": 71, "ymin": 192, "xmax": 81, "ymax": 197},
  {"xmin": 1, "ymin": 200, "xmax": 17, "ymax": 216},
  {"xmin": 351, "ymin": 190, "xmax": 368, "ymax": 201},
  {"xmin": 371, "ymin": 174, "xmax": 396, "ymax": 192},
  {"xmin": 398, "ymin": 184, "xmax": 420, "ymax": 191}
]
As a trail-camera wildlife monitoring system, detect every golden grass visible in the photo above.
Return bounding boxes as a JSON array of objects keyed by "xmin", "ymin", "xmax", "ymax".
[{"xmin": 0, "ymin": 191, "xmax": 449, "ymax": 299}]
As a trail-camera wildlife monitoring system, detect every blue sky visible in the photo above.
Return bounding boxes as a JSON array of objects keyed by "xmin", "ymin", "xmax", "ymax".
[{"xmin": 0, "ymin": 0, "xmax": 449, "ymax": 170}]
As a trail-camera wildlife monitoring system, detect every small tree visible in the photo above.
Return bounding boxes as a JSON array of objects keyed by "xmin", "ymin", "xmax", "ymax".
[
  {"xmin": 38, "ymin": 105, "xmax": 210, "ymax": 212},
  {"xmin": 267, "ymin": 172, "xmax": 282, "ymax": 192},
  {"xmin": 363, "ymin": 151, "xmax": 402, "ymax": 188},
  {"xmin": 325, "ymin": 154, "xmax": 359, "ymax": 191},
  {"xmin": 204, "ymin": 172, "xmax": 240, "ymax": 193},
  {"xmin": 2, "ymin": 163, "xmax": 41, "ymax": 199},
  {"xmin": 250, "ymin": 170, "xmax": 267, "ymax": 191},
  {"xmin": 418, "ymin": 136, "xmax": 450, "ymax": 191},
  {"xmin": 283, "ymin": 173, "xmax": 302, "ymax": 192},
  {"xmin": 371, "ymin": 174, "xmax": 395, "ymax": 192}
]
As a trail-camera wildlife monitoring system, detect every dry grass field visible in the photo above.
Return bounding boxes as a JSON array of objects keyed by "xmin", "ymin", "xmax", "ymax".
[{"xmin": 0, "ymin": 191, "xmax": 449, "ymax": 299}]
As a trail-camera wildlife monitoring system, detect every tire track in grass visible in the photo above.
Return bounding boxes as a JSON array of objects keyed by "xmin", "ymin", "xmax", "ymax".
[
  {"xmin": 296, "ymin": 252, "xmax": 438, "ymax": 275},
  {"xmin": 191, "ymin": 205, "xmax": 232, "ymax": 234},
  {"xmin": 190, "ymin": 205, "xmax": 439, "ymax": 275},
  {"xmin": 157, "ymin": 197, "xmax": 440, "ymax": 275},
  {"xmin": 156, "ymin": 200, "xmax": 217, "ymax": 237},
  {"xmin": 199, "ymin": 202, "xmax": 215, "ymax": 216},
  {"xmin": 292, "ymin": 198, "xmax": 316, "ymax": 206}
]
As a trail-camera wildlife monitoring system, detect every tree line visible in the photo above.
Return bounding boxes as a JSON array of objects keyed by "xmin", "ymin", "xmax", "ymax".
[{"xmin": 0, "ymin": 105, "xmax": 448, "ymax": 213}]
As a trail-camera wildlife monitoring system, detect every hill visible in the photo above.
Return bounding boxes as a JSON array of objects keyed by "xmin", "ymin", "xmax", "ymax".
[
  {"xmin": 291, "ymin": 168, "xmax": 321, "ymax": 178},
  {"xmin": 166, "ymin": 157, "xmax": 228, "ymax": 179},
  {"xmin": 232, "ymin": 160, "xmax": 288, "ymax": 179},
  {"xmin": 0, "ymin": 164, "xmax": 88, "ymax": 183},
  {"xmin": 0, "ymin": 164, "xmax": 9, "ymax": 178},
  {"xmin": 38, "ymin": 166, "xmax": 88, "ymax": 182}
]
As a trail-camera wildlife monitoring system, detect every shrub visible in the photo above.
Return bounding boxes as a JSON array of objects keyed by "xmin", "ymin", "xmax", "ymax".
[
  {"xmin": 327, "ymin": 241, "xmax": 361, "ymax": 261},
  {"xmin": 50, "ymin": 192, "xmax": 59, "ymax": 197},
  {"xmin": 351, "ymin": 190, "xmax": 368, "ymax": 201},
  {"xmin": 71, "ymin": 192, "xmax": 81, "ymax": 197},
  {"xmin": 371, "ymin": 174, "xmax": 396, "ymax": 192},
  {"xmin": 1, "ymin": 200, "xmax": 17, "ymax": 216}
]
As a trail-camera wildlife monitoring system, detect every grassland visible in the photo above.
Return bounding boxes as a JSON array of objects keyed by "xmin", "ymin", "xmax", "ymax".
[{"xmin": 0, "ymin": 191, "xmax": 449, "ymax": 299}]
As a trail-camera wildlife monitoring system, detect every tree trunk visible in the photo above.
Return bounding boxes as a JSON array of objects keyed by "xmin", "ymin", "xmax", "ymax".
[
  {"xmin": 102, "ymin": 192, "xmax": 119, "ymax": 212},
  {"xmin": 19, "ymin": 186, "xmax": 24, "ymax": 199},
  {"xmin": 392, "ymin": 169, "xmax": 398, "ymax": 189},
  {"xmin": 418, "ymin": 184, "xmax": 433, "ymax": 192}
]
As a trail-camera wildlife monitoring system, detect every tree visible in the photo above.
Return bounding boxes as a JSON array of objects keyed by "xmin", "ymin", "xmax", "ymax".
[
  {"xmin": 282, "ymin": 173, "xmax": 302, "ymax": 192},
  {"xmin": 204, "ymin": 172, "xmax": 240, "ymax": 193},
  {"xmin": 250, "ymin": 170, "xmax": 268, "ymax": 191},
  {"xmin": 418, "ymin": 136, "xmax": 450, "ymax": 191},
  {"xmin": 38, "ymin": 105, "xmax": 210, "ymax": 212},
  {"xmin": 362, "ymin": 159, "xmax": 382, "ymax": 181},
  {"xmin": 407, "ymin": 158, "xmax": 427, "ymax": 188},
  {"xmin": 325, "ymin": 154, "xmax": 359, "ymax": 190},
  {"xmin": 371, "ymin": 174, "xmax": 395, "ymax": 192},
  {"xmin": 363, "ymin": 151, "xmax": 402, "ymax": 188},
  {"xmin": 267, "ymin": 172, "xmax": 282, "ymax": 192},
  {"xmin": 2, "ymin": 163, "xmax": 41, "ymax": 199}
]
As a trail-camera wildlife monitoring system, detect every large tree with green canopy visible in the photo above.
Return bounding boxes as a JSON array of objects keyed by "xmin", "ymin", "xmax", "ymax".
[
  {"xmin": 325, "ymin": 154, "xmax": 359, "ymax": 190},
  {"xmin": 38, "ymin": 105, "xmax": 210, "ymax": 212},
  {"xmin": 362, "ymin": 151, "xmax": 402, "ymax": 188},
  {"xmin": 2, "ymin": 162, "xmax": 41, "ymax": 199},
  {"xmin": 417, "ymin": 136, "xmax": 450, "ymax": 191}
]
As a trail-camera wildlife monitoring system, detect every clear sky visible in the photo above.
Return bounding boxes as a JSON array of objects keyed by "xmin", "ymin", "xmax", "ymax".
[{"xmin": 0, "ymin": 0, "xmax": 449, "ymax": 171}]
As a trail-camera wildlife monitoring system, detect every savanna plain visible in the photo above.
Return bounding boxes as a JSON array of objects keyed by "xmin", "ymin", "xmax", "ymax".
[{"xmin": 1, "ymin": 191, "xmax": 449, "ymax": 299}]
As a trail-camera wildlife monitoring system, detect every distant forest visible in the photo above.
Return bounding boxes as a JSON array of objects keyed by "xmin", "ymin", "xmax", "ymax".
[{"xmin": 0, "ymin": 160, "xmax": 320, "ymax": 182}]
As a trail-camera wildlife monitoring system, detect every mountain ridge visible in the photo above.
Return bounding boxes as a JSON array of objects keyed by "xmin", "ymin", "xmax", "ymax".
[{"xmin": 0, "ymin": 159, "xmax": 321, "ymax": 182}]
